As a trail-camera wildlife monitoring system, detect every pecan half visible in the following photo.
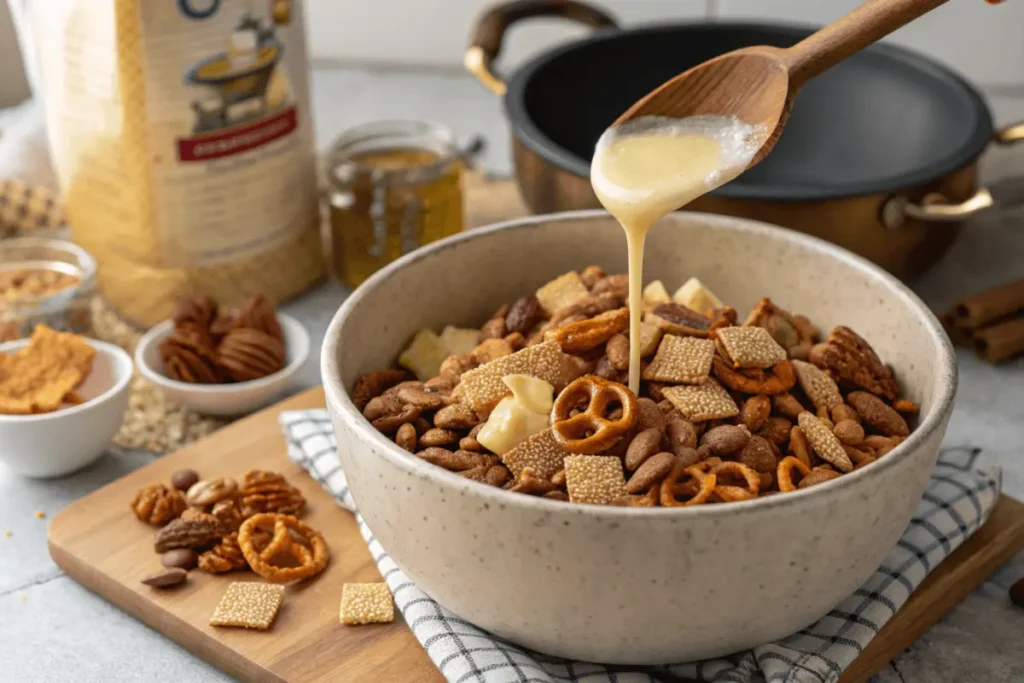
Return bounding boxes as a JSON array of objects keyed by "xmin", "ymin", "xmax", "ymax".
[
  {"xmin": 506, "ymin": 295, "xmax": 543, "ymax": 335},
  {"xmin": 743, "ymin": 298, "xmax": 816, "ymax": 356},
  {"xmin": 131, "ymin": 484, "xmax": 187, "ymax": 526},
  {"xmin": 198, "ymin": 532, "xmax": 248, "ymax": 573},
  {"xmin": 159, "ymin": 330, "xmax": 223, "ymax": 384},
  {"xmin": 352, "ymin": 369, "xmax": 411, "ymax": 410},
  {"xmin": 811, "ymin": 326, "xmax": 899, "ymax": 400},
  {"xmin": 218, "ymin": 328, "xmax": 286, "ymax": 382},
  {"xmin": 239, "ymin": 470, "xmax": 305, "ymax": 517},
  {"xmin": 233, "ymin": 295, "xmax": 283, "ymax": 344},
  {"xmin": 649, "ymin": 303, "xmax": 712, "ymax": 337}
]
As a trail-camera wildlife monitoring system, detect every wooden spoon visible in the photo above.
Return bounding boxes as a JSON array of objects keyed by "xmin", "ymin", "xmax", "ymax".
[{"xmin": 614, "ymin": 0, "xmax": 950, "ymax": 166}]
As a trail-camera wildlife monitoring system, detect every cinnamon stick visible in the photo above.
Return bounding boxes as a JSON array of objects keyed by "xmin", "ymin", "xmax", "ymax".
[
  {"xmin": 972, "ymin": 314, "xmax": 1024, "ymax": 364},
  {"xmin": 947, "ymin": 277, "xmax": 1024, "ymax": 331}
]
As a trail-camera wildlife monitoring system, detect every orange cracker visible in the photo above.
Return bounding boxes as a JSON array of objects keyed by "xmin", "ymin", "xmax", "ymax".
[
  {"xmin": 714, "ymin": 326, "xmax": 787, "ymax": 369},
  {"xmin": 642, "ymin": 335, "xmax": 714, "ymax": 384},
  {"xmin": 535, "ymin": 272, "xmax": 589, "ymax": 315},
  {"xmin": 662, "ymin": 379, "xmax": 739, "ymax": 422},
  {"xmin": 0, "ymin": 325, "xmax": 95, "ymax": 415},
  {"xmin": 563, "ymin": 454, "xmax": 626, "ymax": 505},
  {"xmin": 340, "ymin": 582, "xmax": 395, "ymax": 625},
  {"xmin": 209, "ymin": 582, "xmax": 285, "ymax": 630},
  {"xmin": 502, "ymin": 428, "xmax": 566, "ymax": 481},
  {"xmin": 458, "ymin": 341, "xmax": 565, "ymax": 413},
  {"xmin": 798, "ymin": 412, "xmax": 853, "ymax": 473},
  {"xmin": 793, "ymin": 360, "xmax": 843, "ymax": 411}
]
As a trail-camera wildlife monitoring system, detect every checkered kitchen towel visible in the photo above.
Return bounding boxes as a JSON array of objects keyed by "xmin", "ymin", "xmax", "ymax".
[{"xmin": 280, "ymin": 410, "xmax": 1001, "ymax": 683}]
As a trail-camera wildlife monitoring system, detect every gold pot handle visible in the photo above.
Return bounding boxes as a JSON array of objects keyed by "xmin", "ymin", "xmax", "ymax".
[
  {"xmin": 465, "ymin": 0, "xmax": 617, "ymax": 96},
  {"xmin": 994, "ymin": 120, "xmax": 1024, "ymax": 145}
]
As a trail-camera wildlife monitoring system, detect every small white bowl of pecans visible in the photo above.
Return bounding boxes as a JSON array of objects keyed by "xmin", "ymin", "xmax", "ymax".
[
  {"xmin": 321, "ymin": 210, "xmax": 956, "ymax": 664},
  {"xmin": 135, "ymin": 295, "xmax": 310, "ymax": 416}
]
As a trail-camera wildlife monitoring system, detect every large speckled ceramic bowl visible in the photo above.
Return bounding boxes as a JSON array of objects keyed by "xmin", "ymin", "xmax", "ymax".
[{"xmin": 322, "ymin": 211, "xmax": 956, "ymax": 664}]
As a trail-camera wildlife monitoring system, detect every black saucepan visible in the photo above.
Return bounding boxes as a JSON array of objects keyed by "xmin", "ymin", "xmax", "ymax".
[{"xmin": 465, "ymin": 0, "xmax": 1023, "ymax": 278}]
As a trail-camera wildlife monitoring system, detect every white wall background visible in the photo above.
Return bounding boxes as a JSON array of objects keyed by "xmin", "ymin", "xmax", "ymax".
[{"xmin": 0, "ymin": 0, "xmax": 1021, "ymax": 108}]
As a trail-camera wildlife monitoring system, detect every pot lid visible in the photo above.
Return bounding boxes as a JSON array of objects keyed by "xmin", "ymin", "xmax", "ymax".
[{"xmin": 505, "ymin": 23, "xmax": 993, "ymax": 201}]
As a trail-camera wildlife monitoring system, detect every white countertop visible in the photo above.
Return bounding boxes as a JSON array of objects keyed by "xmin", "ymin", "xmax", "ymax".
[{"xmin": 0, "ymin": 66, "xmax": 1022, "ymax": 683}]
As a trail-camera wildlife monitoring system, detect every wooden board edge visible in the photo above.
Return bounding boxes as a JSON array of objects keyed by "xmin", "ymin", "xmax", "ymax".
[
  {"xmin": 48, "ymin": 538, "xmax": 286, "ymax": 683},
  {"xmin": 840, "ymin": 495, "xmax": 1024, "ymax": 683}
]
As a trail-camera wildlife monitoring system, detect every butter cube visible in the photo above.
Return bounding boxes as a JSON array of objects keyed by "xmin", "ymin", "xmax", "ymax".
[
  {"xmin": 398, "ymin": 329, "xmax": 449, "ymax": 381},
  {"xmin": 642, "ymin": 280, "xmax": 671, "ymax": 306},
  {"xmin": 672, "ymin": 277, "xmax": 724, "ymax": 315}
]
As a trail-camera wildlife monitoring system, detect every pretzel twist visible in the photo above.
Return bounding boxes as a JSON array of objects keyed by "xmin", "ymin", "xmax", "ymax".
[
  {"xmin": 238, "ymin": 513, "xmax": 329, "ymax": 583},
  {"xmin": 551, "ymin": 375, "xmax": 637, "ymax": 454}
]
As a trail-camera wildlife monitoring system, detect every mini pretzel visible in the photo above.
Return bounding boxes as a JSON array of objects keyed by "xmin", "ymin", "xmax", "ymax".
[
  {"xmin": 709, "ymin": 461, "xmax": 760, "ymax": 502},
  {"xmin": 712, "ymin": 357, "xmax": 796, "ymax": 395},
  {"xmin": 238, "ymin": 513, "xmax": 329, "ymax": 583},
  {"xmin": 776, "ymin": 456, "xmax": 812, "ymax": 492},
  {"xmin": 551, "ymin": 375, "xmax": 637, "ymax": 454},
  {"xmin": 660, "ymin": 462, "xmax": 716, "ymax": 507}
]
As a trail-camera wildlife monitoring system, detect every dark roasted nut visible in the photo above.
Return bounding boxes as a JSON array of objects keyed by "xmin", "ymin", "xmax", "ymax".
[
  {"xmin": 847, "ymin": 392, "xmax": 909, "ymax": 437},
  {"xmin": 674, "ymin": 446, "xmax": 702, "ymax": 468},
  {"xmin": 479, "ymin": 304, "xmax": 509, "ymax": 341},
  {"xmin": 812, "ymin": 326, "xmax": 898, "ymax": 400},
  {"xmin": 666, "ymin": 415, "xmax": 698, "ymax": 452},
  {"xmin": 506, "ymin": 295, "xmax": 544, "ymax": 334},
  {"xmin": 434, "ymin": 403, "xmax": 479, "ymax": 430},
  {"xmin": 738, "ymin": 395, "xmax": 771, "ymax": 432},
  {"xmin": 737, "ymin": 435, "xmax": 777, "ymax": 473},
  {"xmin": 485, "ymin": 465, "xmax": 512, "ymax": 487},
  {"xmin": 396, "ymin": 383, "xmax": 450, "ymax": 410},
  {"xmin": 170, "ymin": 469, "xmax": 201, "ymax": 492},
  {"xmin": 419, "ymin": 428, "xmax": 462, "ymax": 447},
  {"xmin": 131, "ymin": 484, "xmax": 187, "ymax": 526},
  {"xmin": 590, "ymin": 273, "xmax": 629, "ymax": 300},
  {"xmin": 141, "ymin": 568, "xmax": 188, "ymax": 588},
  {"xmin": 772, "ymin": 393, "xmax": 806, "ymax": 420},
  {"xmin": 605, "ymin": 334, "xmax": 630, "ymax": 371},
  {"xmin": 833, "ymin": 419, "xmax": 865, "ymax": 446},
  {"xmin": 635, "ymin": 398, "xmax": 666, "ymax": 434},
  {"xmin": 625, "ymin": 428, "xmax": 663, "ymax": 471},
  {"xmin": 185, "ymin": 477, "xmax": 238, "ymax": 508},
  {"xmin": 417, "ymin": 448, "xmax": 491, "ymax": 472},
  {"xmin": 504, "ymin": 332, "xmax": 526, "ymax": 350},
  {"xmin": 649, "ymin": 303, "xmax": 711, "ymax": 337},
  {"xmin": 154, "ymin": 516, "xmax": 220, "ymax": 553},
  {"xmin": 595, "ymin": 355, "xmax": 626, "ymax": 383},
  {"xmin": 439, "ymin": 353, "xmax": 476, "ymax": 378},
  {"xmin": 543, "ymin": 490, "xmax": 570, "ymax": 502},
  {"xmin": 161, "ymin": 548, "xmax": 199, "ymax": 570},
  {"xmin": 758, "ymin": 417, "xmax": 793, "ymax": 446},
  {"xmin": 701, "ymin": 425, "xmax": 751, "ymax": 455},
  {"xmin": 372, "ymin": 404, "xmax": 421, "ymax": 433},
  {"xmin": 210, "ymin": 499, "xmax": 243, "ymax": 533},
  {"xmin": 363, "ymin": 392, "xmax": 403, "ymax": 420},
  {"xmin": 549, "ymin": 293, "xmax": 620, "ymax": 326},
  {"xmin": 580, "ymin": 266, "xmax": 607, "ymax": 289},
  {"xmin": 395, "ymin": 423, "xmax": 418, "ymax": 452},
  {"xmin": 625, "ymin": 452, "xmax": 675, "ymax": 494}
]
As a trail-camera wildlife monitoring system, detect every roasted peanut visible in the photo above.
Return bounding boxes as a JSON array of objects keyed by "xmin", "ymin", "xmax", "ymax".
[{"xmin": 738, "ymin": 395, "xmax": 771, "ymax": 432}]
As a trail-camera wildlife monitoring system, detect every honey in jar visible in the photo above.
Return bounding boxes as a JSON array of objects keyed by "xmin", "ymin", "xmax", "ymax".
[{"xmin": 327, "ymin": 122, "xmax": 465, "ymax": 288}]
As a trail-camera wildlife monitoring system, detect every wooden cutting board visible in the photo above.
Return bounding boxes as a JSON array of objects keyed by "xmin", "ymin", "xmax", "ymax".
[{"xmin": 49, "ymin": 388, "xmax": 1024, "ymax": 683}]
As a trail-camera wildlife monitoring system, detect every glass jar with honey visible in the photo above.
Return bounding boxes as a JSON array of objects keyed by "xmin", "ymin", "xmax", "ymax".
[{"xmin": 326, "ymin": 121, "xmax": 466, "ymax": 288}]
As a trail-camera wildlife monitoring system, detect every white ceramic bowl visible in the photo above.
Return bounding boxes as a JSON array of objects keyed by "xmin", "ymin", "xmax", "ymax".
[
  {"xmin": 135, "ymin": 313, "xmax": 309, "ymax": 417},
  {"xmin": 0, "ymin": 338, "xmax": 132, "ymax": 478},
  {"xmin": 321, "ymin": 211, "xmax": 957, "ymax": 664}
]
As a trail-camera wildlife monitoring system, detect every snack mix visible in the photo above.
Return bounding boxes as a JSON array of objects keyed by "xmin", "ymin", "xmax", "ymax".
[
  {"xmin": 158, "ymin": 294, "xmax": 286, "ymax": 384},
  {"xmin": 132, "ymin": 468, "xmax": 328, "ymax": 588},
  {"xmin": 354, "ymin": 268, "xmax": 920, "ymax": 507}
]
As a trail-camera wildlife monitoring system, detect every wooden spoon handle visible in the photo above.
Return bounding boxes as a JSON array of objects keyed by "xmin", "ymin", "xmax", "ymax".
[{"xmin": 784, "ymin": 0, "xmax": 949, "ymax": 87}]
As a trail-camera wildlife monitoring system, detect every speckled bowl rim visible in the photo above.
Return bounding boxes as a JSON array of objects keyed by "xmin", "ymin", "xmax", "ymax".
[{"xmin": 322, "ymin": 209, "xmax": 957, "ymax": 518}]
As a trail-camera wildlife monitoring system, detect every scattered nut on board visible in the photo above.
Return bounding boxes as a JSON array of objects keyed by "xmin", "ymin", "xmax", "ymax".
[{"xmin": 141, "ymin": 568, "xmax": 188, "ymax": 588}]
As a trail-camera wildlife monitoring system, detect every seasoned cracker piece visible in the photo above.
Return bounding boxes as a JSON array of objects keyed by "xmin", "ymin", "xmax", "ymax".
[
  {"xmin": 642, "ymin": 335, "xmax": 714, "ymax": 384},
  {"xmin": 502, "ymin": 428, "xmax": 566, "ymax": 480},
  {"xmin": 564, "ymin": 455, "xmax": 626, "ymax": 505},
  {"xmin": 798, "ymin": 412, "xmax": 853, "ymax": 473},
  {"xmin": 715, "ymin": 326, "xmax": 787, "ymax": 369},
  {"xmin": 458, "ymin": 341, "xmax": 566, "ymax": 413},
  {"xmin": 535, "ymin": 272, "xmax": 589, "ymax": 315},
  {"xmin": 662, "ymin": 379, "xmax": 739, "ymax": 422},
  {"xmin": 340, "ymin": 582, "xmax": 395, "ymax": 625},
  {"xmin": 209, "ymin": 582, "xmax": 285, "ymax": 630},
  {"xmin": 0, "ymin": 324, "xmax": 95, "ymax": 414},
  {"xmin": 792, "ymin": 360, "xmax": 843, "ymax": 411}
]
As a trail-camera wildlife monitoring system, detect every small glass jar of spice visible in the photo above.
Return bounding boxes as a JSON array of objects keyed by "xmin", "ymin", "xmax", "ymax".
[{"xmin": 326, "ymin": 121, "xmax": 468, "ymax": 288}]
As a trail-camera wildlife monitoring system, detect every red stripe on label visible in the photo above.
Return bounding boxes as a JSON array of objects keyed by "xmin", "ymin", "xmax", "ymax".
[{"xmin": 177, "ymin": 107, "xmax": 298, "ymax": 162}]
